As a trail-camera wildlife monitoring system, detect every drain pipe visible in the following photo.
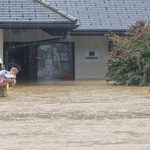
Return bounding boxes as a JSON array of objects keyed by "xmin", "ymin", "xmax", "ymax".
[{"xmin": 35, "ymin": 0, "xmax": 78, "ymax": 23}]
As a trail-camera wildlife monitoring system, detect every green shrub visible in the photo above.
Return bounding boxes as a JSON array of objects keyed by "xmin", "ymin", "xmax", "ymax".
[{"xmin": 106, "ymin": 20, "xmax": 150, "ymax": 86}]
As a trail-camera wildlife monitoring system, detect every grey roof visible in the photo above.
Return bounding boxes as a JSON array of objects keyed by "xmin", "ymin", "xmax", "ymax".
[
  {"xmin": 48, "ymin": 0, "xmax": 150, "ymax": 32},
  {"xmin": 0, "ymin": 0, "xmax": 150, "ymax": 33},
  {"xmin": 0, "ymin": 0, "xmax": 78, "ymax": 29},
  {"xmin": 35, "ymin": 0, "xmax": 78, "ymax": 23}
]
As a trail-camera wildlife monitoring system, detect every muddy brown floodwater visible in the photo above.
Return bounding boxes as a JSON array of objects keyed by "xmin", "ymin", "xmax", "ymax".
[{"xmin": 0, "ymin": 80, "xmax": 150, "ymax": 150}]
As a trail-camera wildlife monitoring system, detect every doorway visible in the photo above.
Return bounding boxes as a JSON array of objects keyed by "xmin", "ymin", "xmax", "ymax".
[{"xmin": 4, "ymin": 41, "xmax": 75, "ymax": 81}]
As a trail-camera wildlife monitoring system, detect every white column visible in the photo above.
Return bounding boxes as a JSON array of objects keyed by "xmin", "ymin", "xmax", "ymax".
[{"xmin": 0, "ymin": 29, "xmax": 3, "ymax": 65}]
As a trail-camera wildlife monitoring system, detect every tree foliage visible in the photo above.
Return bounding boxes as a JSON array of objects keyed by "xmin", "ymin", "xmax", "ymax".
[{"xmin": 106, "ymin": 20, "xmax": 150, "ymax": 86}]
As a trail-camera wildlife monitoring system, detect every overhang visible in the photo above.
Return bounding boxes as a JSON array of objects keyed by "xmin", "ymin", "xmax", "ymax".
[
  {"xmin": 70, "ymin": 29, "xmax": 127, "ymax": 36},
  {"xmin": 0, "ymin": 0, "xmax": 79, "ymax": 35},
  {"xmin": 0, "ymin": 21, "xmax": 79, "ymax": 30}
]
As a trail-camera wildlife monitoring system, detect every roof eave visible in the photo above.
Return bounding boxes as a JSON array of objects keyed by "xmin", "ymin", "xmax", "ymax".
[
  {"xmin": 0, "ymin": 21, "xmax": 79, "ymax": 29},
  {"xmin": 70, "ymin": 29, "xmax": 128, "ymax": 36}
]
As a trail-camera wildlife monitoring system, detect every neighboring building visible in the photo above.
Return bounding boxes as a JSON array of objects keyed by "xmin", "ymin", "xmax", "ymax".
[{"xmin": 0, "ymin": 0, "xmax": 150, "ymax": 81}]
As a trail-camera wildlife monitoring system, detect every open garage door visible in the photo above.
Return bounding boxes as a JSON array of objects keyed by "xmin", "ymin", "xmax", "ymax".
[{"xmin": 4, "ymin": 41, "xmax": 75, "ymax": 81}]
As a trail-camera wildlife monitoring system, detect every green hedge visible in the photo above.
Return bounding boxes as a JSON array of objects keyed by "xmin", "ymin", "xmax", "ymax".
[{"xmin": 106, "ymin": 20, "xmax": 150, "ymax": 86}]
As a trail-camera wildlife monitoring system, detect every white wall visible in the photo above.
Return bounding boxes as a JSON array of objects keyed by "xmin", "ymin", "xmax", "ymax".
[
  {"xmin": 0, "ymin": 29, "xmax": 3, "ymax": 65},
  {"xmin": 66, "ymin": 36, "xmax": 109, "ymax": 79},
  {"xmin": 4, "ymin": 29, "xmax": 109, "ymax": 79}
]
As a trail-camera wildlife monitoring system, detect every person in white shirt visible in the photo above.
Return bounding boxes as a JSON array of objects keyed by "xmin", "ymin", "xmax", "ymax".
[{"xmin": 0, "ymin": 67, "xmax": 18, "ymax": 97}]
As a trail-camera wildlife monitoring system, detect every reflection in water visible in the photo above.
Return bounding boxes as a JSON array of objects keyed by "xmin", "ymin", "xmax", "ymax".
[{"xmin": 0, "ymin": 80, "xmax": 150, "ymax": 150}]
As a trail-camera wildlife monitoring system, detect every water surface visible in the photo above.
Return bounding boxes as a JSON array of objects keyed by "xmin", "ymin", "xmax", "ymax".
[{"xmin": 0, "ymin": 80, "xmax": 150, "ymax": 150}]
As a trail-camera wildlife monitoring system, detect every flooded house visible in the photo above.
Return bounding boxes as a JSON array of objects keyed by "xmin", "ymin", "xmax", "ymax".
[{"xmin": 0, "ymin": 0, "xmax": 149, "ymax": 81}]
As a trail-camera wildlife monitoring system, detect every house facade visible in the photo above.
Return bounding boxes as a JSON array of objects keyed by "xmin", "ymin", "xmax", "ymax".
[{"xmin": 0, "ymin": 0, "xmax": 150, "ymax": 81}]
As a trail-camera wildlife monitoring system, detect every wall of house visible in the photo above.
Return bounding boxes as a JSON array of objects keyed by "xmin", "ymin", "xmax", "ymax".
[
  {"xmin": 4, "ymin": 29, "xmax": 109, "ymax": 80},
  {"xmin": 0, "ymin": 29, "xmax": 3, "ymax": 65},
  {"xmin": 66, "ymin": 36, "xmax": 109, "ymax": 79}
]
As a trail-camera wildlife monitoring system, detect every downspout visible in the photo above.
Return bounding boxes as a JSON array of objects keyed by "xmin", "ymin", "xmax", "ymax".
[{"xmin": 35, "ymin": 0, "xmax": 78, "ymax": 23}]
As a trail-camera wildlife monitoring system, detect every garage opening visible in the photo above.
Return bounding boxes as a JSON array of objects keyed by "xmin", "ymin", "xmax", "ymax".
[{"xmin": 4, "ymin": 41, "xmax": 75, "ymax": 82}]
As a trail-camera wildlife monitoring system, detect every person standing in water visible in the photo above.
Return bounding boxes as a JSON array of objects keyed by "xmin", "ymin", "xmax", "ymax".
[{"xmin": 0, "ymin": 66, "xmax": 18, "ymax": 97}]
